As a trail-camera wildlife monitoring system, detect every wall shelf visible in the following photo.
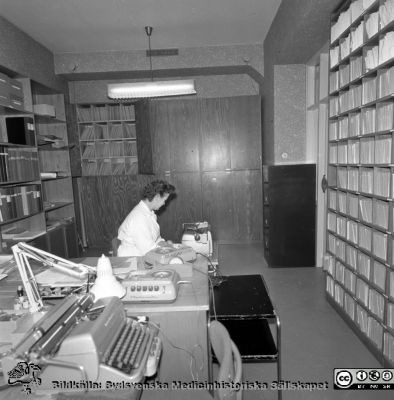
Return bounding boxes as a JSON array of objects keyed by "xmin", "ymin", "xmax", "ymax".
[{"xmin": 326, "ymin": 0, "xmax": 394, "ymax": 367}]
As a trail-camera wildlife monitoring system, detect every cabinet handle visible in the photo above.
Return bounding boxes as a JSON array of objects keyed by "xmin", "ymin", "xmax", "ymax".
[{"xmin": 321, "ymin": 174, "xmax": 328, "ymax": 193}]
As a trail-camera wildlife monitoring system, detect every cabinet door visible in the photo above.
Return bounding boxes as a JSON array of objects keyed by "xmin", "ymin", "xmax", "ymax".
[
  {"xmin": 201, "ymin": 171, "xmax": 234, "ymax": 241},
  {"xmin": 81, "ymin": 175, "xmax": 143, "ymax": 248},
  {"xmin": 228, "ymin": 96, "xmax": 261, "ymax": 170},
  {"xmin": 158, "ymin": 171, "xmax": 203, "ymax": 241},
  {"xmin": 267, "ymin": 164, "xmax": 316, "ymax": 267},
  {"xmin": 167, "ymin": 100, "xmax": 200, "ymax": 173},
  {"xmin": 135, "ymin": 100, "xmax": 154, "ymax": 174},
  {"xmin": 232, "ymin": 169, "xmax": 262, "ymax": 241},
  {"xmin": 148, "ymin": 99, "xmax": 200, "ymax": 173},
  {"xmin": 148, "ymin": 100, "xmax": 171, "ymax": 173},
  {"xmin": 200, "ymin": 98, "xmax": 231, "ymax": 172},
  {"xmin": 202, "ymin": 170, "xmax": 262, "ymax": 243},
  {"xmin": 47, "ymin": 226, "xmax": 67, "ymax": 258}
]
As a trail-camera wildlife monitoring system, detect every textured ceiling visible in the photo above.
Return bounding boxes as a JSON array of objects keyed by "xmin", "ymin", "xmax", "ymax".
[{"xmin": 0, "ymin": 0, "xmax": 281, "ymax": 54}]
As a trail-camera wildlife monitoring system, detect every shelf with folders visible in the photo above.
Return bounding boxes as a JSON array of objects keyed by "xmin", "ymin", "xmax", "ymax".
[
  {"xmin": 327, "ymin": 190, "xmax": 393, "ymax": 239},
  {"xmin": 77, "ymin": 102, "xmax": 138, "ymax": 176},
  {"xmin": 327, "ymin": 165, "xmax": 394, "ymax": 199},
  {"xmin": 328, "ymin": 133, "xmax": 394, "ymax": 165},
  {"xmin": 327, "ymin": 187, "xmax": 394, "ymax": 232},
  {"xmin": 325, "ymin": 259, "xmax": 391, "ymax": 364},
  {"xmin": 328, "ymin": 95, "xmax": 394, "ymax": 139},
  {"xmin": 328, "ymin": 1, "xmax": 394, "ymax": 367},
  {"xmin": 81, "ymin": 157, "xmax": 138, "ymax": 176},
  {"xmin": 76, "ymin": 102, "xmax": 135, "ymax": 122},
  {"xmin": 329, "ymin": 80, "xmax": 394, "ymax": 119},
  {"xmin": 330, "ymin": 26, "xmax": 394, "ymax": 95},
  {"xmin": 330, "ymin": 0, "xmax": 394, "ymax": 67}
]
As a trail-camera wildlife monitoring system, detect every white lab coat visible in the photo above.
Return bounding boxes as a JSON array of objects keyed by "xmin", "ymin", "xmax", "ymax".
[{"xmin": 117, "ymin": 200, "xmax": 163, "ymax": 256}]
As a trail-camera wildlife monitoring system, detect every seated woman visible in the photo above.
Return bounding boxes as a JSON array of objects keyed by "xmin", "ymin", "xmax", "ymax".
[{"xmin": 117, "ymin": 180, "xmax": 175, "ymax": 257}]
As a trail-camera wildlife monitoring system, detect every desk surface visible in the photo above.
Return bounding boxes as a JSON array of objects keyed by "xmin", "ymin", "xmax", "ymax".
[
  {"xmin": 211, "ymin": 274, "xmax": 275, "ymax": 318},
  {"xmin": 0, "ymin": 255, "xmax": 211, "ymax": 396},
  {"xmin": 85, "ymin": 256, "xmax": 209, "ymax": 313},
  {"xmin": 0, "ymin": 256, "xmax": 209, "ymax": 312}
]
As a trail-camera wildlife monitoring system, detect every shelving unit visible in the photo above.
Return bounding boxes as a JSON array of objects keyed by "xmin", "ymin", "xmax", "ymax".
[
  {"xmin": 325, "ymin": 0, "xmax": 394, "ymax": 367},
  {"xmin": 76, "ymin": 103, "xmax": 138, "ymax": 176},
  {"xmin": 0, "ymin": 71, "xmax": 77, "ymax": 256}
]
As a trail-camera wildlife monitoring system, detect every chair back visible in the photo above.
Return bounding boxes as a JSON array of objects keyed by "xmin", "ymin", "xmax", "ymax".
[
  {"xmin": 111, "ymin": 237, "xmax": 121, "ymax": 257},
  {"xmin": 209, "ymin": 320, "xmax": 242, "ymax": 400}
]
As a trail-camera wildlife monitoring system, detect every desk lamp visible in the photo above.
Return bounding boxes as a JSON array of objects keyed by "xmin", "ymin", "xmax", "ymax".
[{"xmin": 90, "ymin": 255, "xmax": 126, "ymax": 301}]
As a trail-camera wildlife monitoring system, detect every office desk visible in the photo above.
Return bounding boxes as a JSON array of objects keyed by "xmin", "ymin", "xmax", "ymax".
[
  {"xmin": 0, "ymin": 255, "xmax": 210, "ymax": 398},
  {"xmin": 108, "ymin": 256, "xmax": 211, "ymax": 384}
]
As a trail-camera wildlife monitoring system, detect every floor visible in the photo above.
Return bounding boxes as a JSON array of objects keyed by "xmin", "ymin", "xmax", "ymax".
[
  {"xmin": 83, "ymin": 244, "xmax": 392, "ymax": 400},
  {"xmin": 217, "ymin": 243, "xmax": 392, "ymax": 400}
]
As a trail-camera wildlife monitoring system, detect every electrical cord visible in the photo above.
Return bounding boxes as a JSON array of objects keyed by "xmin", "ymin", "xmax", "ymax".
[
  {"xmin": 196, "ymin": 252, "xmax": 227, "ymax": 287},
  {"xmin": 147, "ymin": 321, "xmax": 204, "ymax": 381},
  {"xmin": 192, "ymin": 264, "xmax": 220, "ymax": 321}
]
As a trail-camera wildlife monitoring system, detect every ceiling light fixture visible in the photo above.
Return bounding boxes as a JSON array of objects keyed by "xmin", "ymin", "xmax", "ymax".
[{"xmin": 107, "ymin": 26, "xmax": 196, "ymax": 100}]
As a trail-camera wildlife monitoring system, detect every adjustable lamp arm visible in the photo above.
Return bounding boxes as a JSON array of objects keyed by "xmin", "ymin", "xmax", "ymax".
[{"xmin": 11, "ymin": 242, "xmax": 96, "ymax": 313}]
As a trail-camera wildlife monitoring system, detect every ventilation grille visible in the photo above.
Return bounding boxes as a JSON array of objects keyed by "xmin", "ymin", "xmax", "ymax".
[{"xmin": 146, "ymin": 49, "xmax": 179, "ymax": 56}]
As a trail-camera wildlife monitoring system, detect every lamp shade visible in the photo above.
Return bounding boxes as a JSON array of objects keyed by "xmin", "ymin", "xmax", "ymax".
[
  {"xmin": 90, "ymin": 254, "xmax": 125, "ymax": 301},
  {"xmin": 107, "ymin": 79, "xmax": 196, "ymax": 99}
]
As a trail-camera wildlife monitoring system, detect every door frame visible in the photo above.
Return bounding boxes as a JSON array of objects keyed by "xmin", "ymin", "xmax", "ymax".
[{"xmin": 306, "ymin": 43, "xmax": 329, "ymax": 267}]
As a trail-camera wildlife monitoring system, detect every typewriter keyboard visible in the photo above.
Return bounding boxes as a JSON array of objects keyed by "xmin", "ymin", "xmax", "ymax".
[{"xmin": 102, "ymin": 319, "xmax": 152, "ymax": 375}]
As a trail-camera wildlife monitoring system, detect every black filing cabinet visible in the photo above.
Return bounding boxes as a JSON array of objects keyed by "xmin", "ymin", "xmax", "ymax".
[{"xmin": 263, "ymin": 164, "xmax": 316, "ymax": 267}]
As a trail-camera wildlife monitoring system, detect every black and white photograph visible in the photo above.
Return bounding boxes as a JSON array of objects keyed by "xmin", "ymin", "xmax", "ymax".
[{"xmin": 0, "ymin": 0, "xmax": 394, "ymax": 399}]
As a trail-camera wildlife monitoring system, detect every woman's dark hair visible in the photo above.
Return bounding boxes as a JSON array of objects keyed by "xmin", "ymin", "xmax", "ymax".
[{"xmin": 141, "ymin": 180, "xmax": 175, "ymax": 201}]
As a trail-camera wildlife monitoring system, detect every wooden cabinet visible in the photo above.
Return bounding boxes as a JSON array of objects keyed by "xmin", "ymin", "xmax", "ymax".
[
  {"xmin": 135, "ymin": 100, "xmax": 155, "ymax": 174},
  {"xmin": 157, "ymin": 171, "xmax": 203, "ymax": 241},
  {"xmin": 200, "ymin": 98, "xmax": 231, "ymax": 172},
  {"xmin": 133, "ymin": 95, "xmax": 262, "ymax": 243},
  {"xmin": 200, "ymin": 97, "xmax": 261, "ymax": 171},
  {"xmin": 135, "ymin": 99, "xmax": 200, "ymax": 174},
  {"xmin": 202, "ymin": 169, "xmax": 262, "ymax": 242},
  {"xmin": 137, "ymin": 96, "xmax": 261, "ymax": 174},
  {"xmin": 80, "ymin": 175, "xmax": 153, "ymax": 248},
  {"xmin": 81, "ymin": 95, "xmax": 262, "ymax": 246},
  {"xmin": 263, "ymin": 164, "xmax": 316, "ymax": 267}
]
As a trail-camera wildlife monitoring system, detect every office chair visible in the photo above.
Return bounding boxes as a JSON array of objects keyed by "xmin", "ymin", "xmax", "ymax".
[
  {"xmin": 110, "ymin": 237, "xmax": 120, "ymax": 257},
  {"xmin": 160, "ymin": 319, "xmax": 242, "ymax": 400},
  {"xmin": 209, "ymin": 319, "xmax": 243, "ymax": 400}
]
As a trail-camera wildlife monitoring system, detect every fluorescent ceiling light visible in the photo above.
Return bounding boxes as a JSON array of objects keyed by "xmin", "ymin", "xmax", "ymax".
[
  {"xmin": 108, "ymin": 27, "xmax": 197, "ymax": 100},
  {"xmin": 107, "ymin": 79, "xmax": 196, "ymax": 99}
]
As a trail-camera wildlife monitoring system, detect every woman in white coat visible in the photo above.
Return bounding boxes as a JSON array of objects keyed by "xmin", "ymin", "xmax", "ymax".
[{"xmin": 117, "ymin": 180, "xmax": 175, "ymax": 257}]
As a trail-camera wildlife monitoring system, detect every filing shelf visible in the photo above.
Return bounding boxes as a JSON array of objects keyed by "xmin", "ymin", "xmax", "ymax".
[
  {"xmin": 76, "ymin": 103, "xmax": 138, "ymax": 176},
  {"xmin": 326, "ymin": 0, "xmax": 394, "ymax": 367}
]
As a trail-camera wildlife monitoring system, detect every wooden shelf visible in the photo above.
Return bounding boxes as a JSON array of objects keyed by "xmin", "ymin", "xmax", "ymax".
[
  {"xmin": 0, "ymin": 74, "xmax": 76, "ymax": 255},
  {"xmin": 326, "ymin": 0, "xmax": 394, "ymax": 367},
  {"xmin": 76, "ymin": 103, "xmax": 138, "ymax": 176}
]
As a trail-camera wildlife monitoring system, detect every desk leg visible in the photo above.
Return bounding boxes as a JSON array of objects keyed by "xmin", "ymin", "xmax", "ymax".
[{"xmin": 276, "ymin": 315, "xmax": 282, "ymax": 400}]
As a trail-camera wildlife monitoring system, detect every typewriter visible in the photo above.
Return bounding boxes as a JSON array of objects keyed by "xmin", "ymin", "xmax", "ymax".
[{"xmin": 1, "ymin": 293, "xmax": 162, "ymax": 393}]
